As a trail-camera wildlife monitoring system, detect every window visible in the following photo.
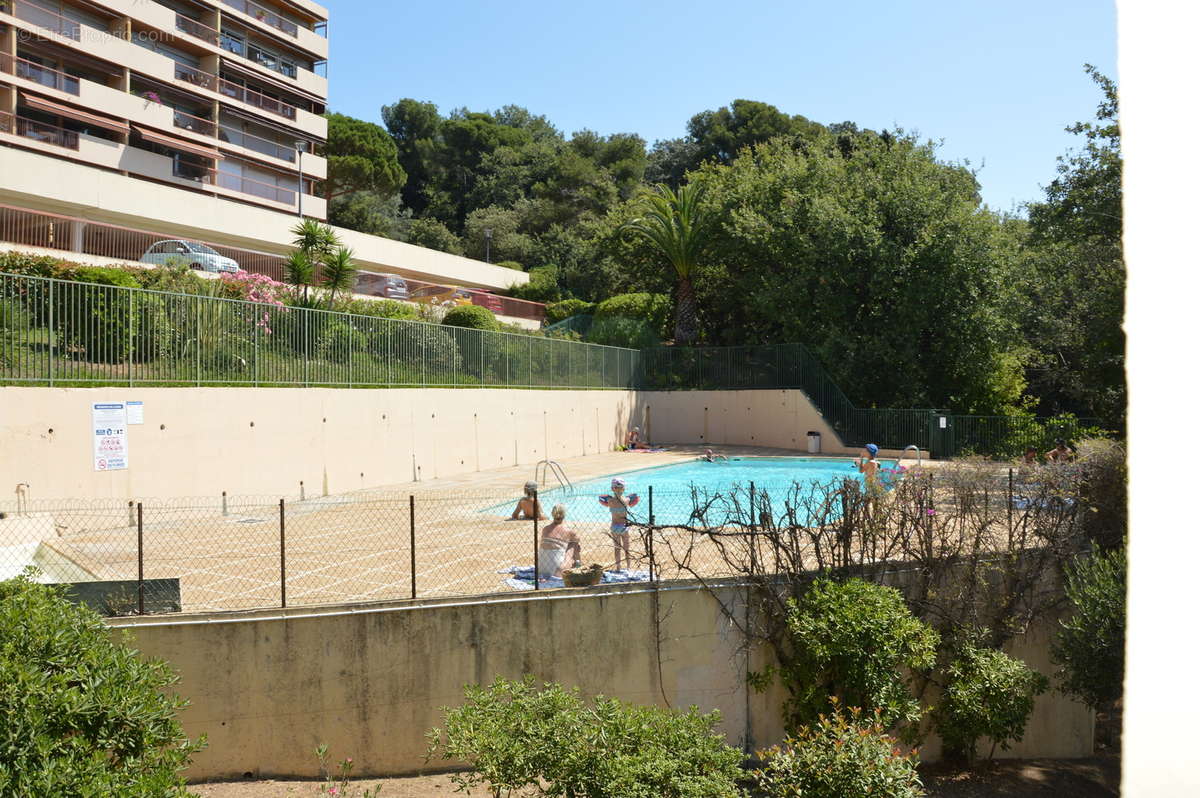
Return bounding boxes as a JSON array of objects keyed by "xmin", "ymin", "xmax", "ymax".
[{"xmin": 220, "ymin": 30, "xmax": 244, "ymax": 56}]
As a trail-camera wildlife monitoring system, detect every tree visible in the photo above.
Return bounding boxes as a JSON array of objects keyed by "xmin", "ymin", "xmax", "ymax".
[
  {"xmin": 381, "ymin": 98, "xmax": 443, "ymax": 216},
  {"xmin": 322, "ymin": 112, "xmax": 406, "ymax": 204},
  {"xmin": 403, "ymin": 217, "xmax": 463, "ymax": 256},
  {"xmin": 1020, "ymin": 66, "xmax": 1124, "ymax": 424},
  {"xmin": 286, "ymin": 220, "xmax": 354, "ymax": 308},
  {"xmin": 318, "ymin": 245, "xmax": 358, "ymax": 309},
  {"xmin": 1052, "ymin": 546, "xmax": 1126, "ymax": 711},
  {"xmin": 619, "ymin": 182, "xmax": 712, "ymax": 345}
]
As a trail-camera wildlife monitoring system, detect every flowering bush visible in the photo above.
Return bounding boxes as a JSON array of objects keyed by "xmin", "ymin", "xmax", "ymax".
[
  {"xmin": 754, "ymin": 700, "xmax": 925, "ymax": 798},
  {"xmin": 218, "ymin": 272, "xmax": 287, "ymax": 333},
  {"xmin": 314, "ymin": 745, "xmax": 380, "ymax": 797}
]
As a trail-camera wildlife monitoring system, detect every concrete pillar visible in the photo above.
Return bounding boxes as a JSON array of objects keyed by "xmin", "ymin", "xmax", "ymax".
[
  {"xmin": 70, "ymin": 220, "xmax": 85, "ymax": 253},
  {"xmin": 1, "ymin": 21, "xmax": 16, "ymax": 56},
  {"xmin": 108, "ymin": 17, "xmax": 131, "ymax": 41}
]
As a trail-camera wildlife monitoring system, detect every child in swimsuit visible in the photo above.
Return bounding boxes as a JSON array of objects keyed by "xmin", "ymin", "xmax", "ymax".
[{"xmin": 599, "ymin": 478, "xmax": 640, "ymax": 570}]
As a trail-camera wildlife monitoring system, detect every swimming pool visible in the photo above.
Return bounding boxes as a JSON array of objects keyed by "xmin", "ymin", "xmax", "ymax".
[{"xmin": 532, "ymin": 457, "xmax": 897, "ymax": 527}]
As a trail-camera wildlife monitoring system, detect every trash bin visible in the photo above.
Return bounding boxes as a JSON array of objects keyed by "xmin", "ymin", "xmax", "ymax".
[{"xmin": 807, "ymin": 431, "xmax": 821, "ymax": 454}]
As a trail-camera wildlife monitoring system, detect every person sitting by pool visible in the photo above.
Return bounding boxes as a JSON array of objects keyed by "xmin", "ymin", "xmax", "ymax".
[
  {"xmin": 599, "ymin": 478, "xmax": 640, "ymax": 570},
  {"xmin": 1045, "ymin": 438, "xmax": 1075, "ymax": 463},
  {"xmin": 700, "ymin": 448, "xmax": 728, "ymax": 463},
  {"xmin": 625, "ymin": 427, "xmax": 652, "ymax": 450},
  {"xmin": 538, "ymin": 504, "xmax": 582, "ymax": 578},
  {"xmin": 510, "ymin": 481, "xmax": 547, "ymax": 520},
  {"xmin": 1022, "ymin": 447, "xmax": 1039, "ymax": 465}
]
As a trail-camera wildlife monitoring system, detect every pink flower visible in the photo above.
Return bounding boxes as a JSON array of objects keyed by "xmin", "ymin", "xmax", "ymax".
[{"xmin": 926, "ymin": 509, "xmax": 936, "ymax": 516}]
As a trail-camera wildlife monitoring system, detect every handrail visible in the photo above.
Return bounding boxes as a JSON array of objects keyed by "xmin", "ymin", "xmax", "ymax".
[
  {"xmin": 172, "ymin": 61, "xmax": 300, "ymax": 122},
  {"xmin": 175, "ymin": 13, "xmax": 219, "ymax": 46},
  {"xmin": 220, "ymin": 0, "xmax": 300, "ymax": 38},
  {"xmin": 5, "ymin": 0, "xmax": 84, "ymax": 41},
  {"xmin": 172, "ymin": 108, "xmax": 217, "ymax": 137},
  {"xmin": 0, "ymin": 52, "xmax": 81, "ymax": 96},
  {"xmin": 1, "ymin": 112, "xmax": 80, "ymax": 150},
  {"xmin": 535, "ymin": 460, "xmax": 573, "ymax": 492}
]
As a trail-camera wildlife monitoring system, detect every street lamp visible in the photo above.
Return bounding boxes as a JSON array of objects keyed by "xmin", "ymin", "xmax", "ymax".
[
  {"xmin": 483, "ymin": 228, "xmax": 493, "ymax": 263},
  {"xmin": 295, "ymin": 140, "xmax": 307, "ymax": 217}
]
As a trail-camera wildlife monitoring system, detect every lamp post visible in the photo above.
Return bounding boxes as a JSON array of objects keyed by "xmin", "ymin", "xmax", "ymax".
[
  {"xmin": 295, "ymin": 140, "xmax": 307, "ymax": 217},
  {"xmin": 484, "ymin": 228, "xmax": 493, "ymax": 263}
]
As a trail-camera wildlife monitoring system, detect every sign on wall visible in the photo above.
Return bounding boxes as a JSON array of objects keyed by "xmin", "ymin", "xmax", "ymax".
[
  {"xmin": 92, "ymin": 403, "xmax": 128, "ymax": 471},
  {"xmin": 126, "ymin": 401, "xmax": 144, "ymax": 425}
]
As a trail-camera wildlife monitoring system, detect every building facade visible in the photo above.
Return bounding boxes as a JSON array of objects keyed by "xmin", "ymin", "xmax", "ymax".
[{"xmin": 0, "ymin": 0, "xmax": 538, "ymax": 318}]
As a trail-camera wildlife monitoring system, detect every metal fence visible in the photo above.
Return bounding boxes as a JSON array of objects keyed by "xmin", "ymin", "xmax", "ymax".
[
  {"xmin": 638, "ymin": 343, "xmax": 1105, "ymax": 457},
  {"xmin": 0, "ymin": 463, "xmax": 1085, "ymax": 616},
  {"xmin": 0, "ymin": 271, "xmax": 639, "ymax": 388}
]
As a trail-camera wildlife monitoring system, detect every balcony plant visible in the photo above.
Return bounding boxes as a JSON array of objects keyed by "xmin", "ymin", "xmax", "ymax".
[{"xmin": 142, "ymin": 91, "xmax": 162, "ymax": 104}]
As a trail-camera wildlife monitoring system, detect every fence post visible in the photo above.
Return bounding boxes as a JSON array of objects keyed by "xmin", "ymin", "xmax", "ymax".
[
  {"xmin": 221, "ymin": 490, "xmax": 228, "ymax": 517},
  {"xmin": 279, "ymin": 498, "xmax": 286, "ymax": 608},
  {"xmin": 195, "ymin": 297, "xmax": 201, "ymax": 386},
  {"xmin": 127, "ymin": 288, "xmax": 134, "ymax": 388},
  {"xmin": 533, "ymin": 489, "xmax": 540, "ymax": 590},
  {"xmin": 1007, "ymin": 468, "xmax": 1014, "ymax": 538},
  {"xmin": 253, "ymin": 315, "xmax": 259, "ymax": 387},
  {"xmin": 648, "ymin": 485, "xmax": 655, "ymax": 582},
  {"xmin": 136, "ymin": 502, "xmax": 144, "ymax": 616},
  {"xmin": 409, "ymin": 494, "xmax": 416, "ymax": 600},
  {"xmin": 47, "ymin": 279, "xmax": 54, "ymax": 386},
  {"xmin": 127, "ymin": 500, "xmax": 135, "ymax": 527},
  {"xmin": 749, "ymin": 482, "xmax": 756, "ymax": 532}
]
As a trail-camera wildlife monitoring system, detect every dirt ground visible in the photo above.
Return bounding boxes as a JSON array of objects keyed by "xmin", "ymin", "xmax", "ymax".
[{"xmin": 190, "ymin": 756, "xmax": 1119, "ymax": 797}]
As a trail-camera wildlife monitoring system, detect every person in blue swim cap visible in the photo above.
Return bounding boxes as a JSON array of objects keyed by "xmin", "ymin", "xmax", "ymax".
[{"xmin": 856, "ymin": 444, "xmax": 883, "ymax": 510}]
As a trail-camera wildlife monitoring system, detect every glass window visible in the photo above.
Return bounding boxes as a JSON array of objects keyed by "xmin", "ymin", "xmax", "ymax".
[{"xmin": 220, "ymin": 31, "xmax": 244, "ymax": 56}]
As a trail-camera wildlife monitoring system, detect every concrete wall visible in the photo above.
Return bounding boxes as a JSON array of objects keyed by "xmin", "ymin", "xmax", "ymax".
[
  {"xmin": 0, "ymin": 387, "xmax": 642, "ymax": 500},
  {"xmin": 643, "ymin": 389, "xmax": 849, "ymax": 453},
  {"xmin": 112, "ymin": 582, "xmax": 1093, "ymax": 781}
]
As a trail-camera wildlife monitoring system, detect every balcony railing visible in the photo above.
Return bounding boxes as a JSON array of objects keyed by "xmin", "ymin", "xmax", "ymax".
[
  {"xmin": 173, "ymin": 109, "xmax": 216, "ymax": 137},
  {"xmin": 0, "ymin": 53, "xmax": 81, "ymax": 95},
  {"xmin": 215, "ymin": 169, "xmax": 297, "ymax": 205},
  {"xmin": 218, "ymin": 125, "xmax": 295, "ymax": 162},
  {"xmin": 172, "ymin": 158, "xmax": 211, "ymax": 183},
  {"xmin": 0, "ymin": 112, "xmax": 80, "ymax": 150},
  {"xmin": 5, "ymin": 0, "xmax": 84, "ymax": 41},
  {"xmin": 216, "ymin": 77, "xmax": 297, "ymax": 121},
  {"xmin": 173, "ymin": 61, "xmax": 218, "ymax": 92},
  {"xmin": 175, "ymin": 13, "xmax": 220, "ymax": 46},
  {"xmin": 220, "ymin": 0, "xmax": 299, "ymax": 38}
]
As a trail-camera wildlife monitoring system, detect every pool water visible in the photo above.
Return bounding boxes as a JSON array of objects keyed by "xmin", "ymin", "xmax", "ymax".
[{"xmin": 531, "ymin": 457, "xmax": 897, "ymax": 527}]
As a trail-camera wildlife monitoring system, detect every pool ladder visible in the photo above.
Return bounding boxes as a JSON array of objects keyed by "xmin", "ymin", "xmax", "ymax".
[
  {"xmin": 534, "ymin": 460, "xmax": 573, "ymax": 492},
  {"xmin": 902, "ymin": 445, "xmax": 923, "ymax": 466}
]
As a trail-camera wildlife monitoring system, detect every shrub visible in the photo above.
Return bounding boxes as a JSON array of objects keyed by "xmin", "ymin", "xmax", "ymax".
[
  {"xmin": 594, "ymin": 292, "xmax": 671, "ymax": 337},
  {"xmin": 762, "ymin": 578, "xmax": 939, "ymax": 733},
  {"xmin": 585, "ymin": 315, "xmax": 660, "ymax": 349},
  {"xmin": 1052, "ymin": 546, "xmax": 1126, "ymax": 710},
  {"xmin": 0, "ymin": 250, "xmax": 73, "ymax": 277},
  {"xmin": 315, "ymin": 318, "xmax": 368, "ymax": 361},
  {"xmin": 0, "ymin": 571, "xmax": 203, "ymax": 796},
  {"xmin": 1075, "ymin": 438, "xmax": 1127, "ymax": 549},
  {"xmin": 934, "ymin": 632, "xmax": 1049, "ymax": 761},
  {"xmin": 427, "ymin": 676, "xmax": 745, "ymax": 798},
  {"xmin": 507, "ymin": 265, "xmax": 561, "ymax": 303},
  {"xmin": 494, "ymin": 260, "xmax": 524, "ymax": 271},
  {"xmin": 442, "ymin": 304, "xmax": 500, "ymax": 332},
  {"xmin": 545, "ymin": 298, "xmax": 595, "ymax": 325},
  {"xmin": 754, "ymin": 700, "xmax": 924, "ymax": 798}
]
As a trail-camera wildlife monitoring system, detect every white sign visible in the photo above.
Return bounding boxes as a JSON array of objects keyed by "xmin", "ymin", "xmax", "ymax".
[
  {"xmin": 126, "ymin": 401, "xmax": 144, "ymax": 425},
  {"xmin": 92, "ymin": 403, "xmax": 128, "ymax": 471},
  {"xmin": 939, "ymin": 416, "xmax": 947, "ymax": 429}
]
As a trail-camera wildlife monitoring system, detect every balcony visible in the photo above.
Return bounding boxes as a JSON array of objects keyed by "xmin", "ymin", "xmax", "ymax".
[
  {"xmin": 172, "ymin": 108, "xmax": 216, "ymax": 137},
  {"xmin": 0, "ymin": 53, "xmax": 81, "ymax": 96},
  {"xmin": 0, "ymin": 111, "xmax": 81, "ymax": 150},
  {"xmin": 214, "ymin": 169, "xmax": 297, "ymax": 206},
  {"xmin": 218, "ymin": 125, "xmax": 295, "ymax": 162},
  {"xmin": 3, "ymin": 0, "xmax": 85, "ymax": 41},
  {"xmin": 215, "ymin": 76, "xmax": 297, "ymax": 121},
  {"xmin": 221, "ymin": 0, "xmax": 299, "ymax": 38},
  {"xmin": 175, "ymin": 13, "xmax": 220, "ymax": 47}
]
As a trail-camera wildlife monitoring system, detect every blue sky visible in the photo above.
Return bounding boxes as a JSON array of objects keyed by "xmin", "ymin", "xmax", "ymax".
[{"xmin": 321, "ymin": 0, "xmax": 1116, "ymax": 214}]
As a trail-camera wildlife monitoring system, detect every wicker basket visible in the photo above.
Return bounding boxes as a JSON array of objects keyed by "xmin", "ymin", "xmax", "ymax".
[{"xmin": 562, "ymin": 566, "xmax": 603, "ymax": 587}]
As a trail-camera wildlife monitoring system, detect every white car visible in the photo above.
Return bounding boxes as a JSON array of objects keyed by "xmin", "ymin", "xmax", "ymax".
[{"xmin": 141, "ymin": 240, "xmax": 240, "ymax": 273}]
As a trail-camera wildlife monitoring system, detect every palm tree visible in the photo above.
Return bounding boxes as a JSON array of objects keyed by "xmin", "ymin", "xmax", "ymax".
[
  {"xmin": 619, "ymin": 182, "xmax": 712, "ymax": 345},
  {"xmin": 319, "ymin": 246, "xmax": 358, "ymax": 309},
  {"xmin": 286, "ymin": 220, "xmax": 339, "ymax": 304}
]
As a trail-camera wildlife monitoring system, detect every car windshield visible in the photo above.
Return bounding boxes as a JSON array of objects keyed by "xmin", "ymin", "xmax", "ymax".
[{"xmin": 188, "ymin": 242, "xmax": 220, "ymax": 256}]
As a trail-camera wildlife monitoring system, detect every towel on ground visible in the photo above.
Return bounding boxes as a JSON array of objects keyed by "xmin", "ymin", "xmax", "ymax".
[{"xmin": 500, "ymin": 566, "xmax": 651, "ymax": 590}]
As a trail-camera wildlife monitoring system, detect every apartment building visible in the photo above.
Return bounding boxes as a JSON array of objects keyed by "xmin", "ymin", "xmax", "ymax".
[
  {"xmin": 0, "ymin": 0, "xmax": 538, "ymax": 319},
  {"xmin": 0, "ymin": 0, "xmax": 329, "ymax": 216}
]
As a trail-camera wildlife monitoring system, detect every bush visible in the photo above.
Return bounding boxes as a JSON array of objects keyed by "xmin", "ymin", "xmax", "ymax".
[
  {"xmin": 594, "ymin": 292, "xmax": 671, "ymax": 337},
  {"xmin": 494, "ymin": 260, "xmax": 524, "ymax": 271},
  {"xmin": 934, "ymin": 632, "xmax": 1049, "ymax": 761},
  {"xmin": 507, "ymin": 265, "xmax": 561, "ymax": 303},
  {"xmin": 442, "ymin": 304, "xmax": 500, "ymax": 332},
  {"xmin": 0, "ymin": 250, "xmax": 74, "ymax": 277},
  {"xmin": 428, "ymin": 676, "xmax": 745, "ymax": 798},
  {"xmin": 1052, "ymin": 546, "xmax": 1126, "ymax": 710},
  {"xmin": 0, "ymin": 571, "xmax": 203, "ymax": 796},
  {"xmin": 585, "ymin": 315, "xmax": 660, "ymax": 349},
  {"xmin": 315, "ymin": 318, "xmax": 368, "ymax": 361},
  {"xmin": 754, "ymin": 700, "xmax": 924, "ymax": 798},
  {"xmin": 1075, "ymin": 438, "xmax": 1127, "ymax": 549},
  {"xmin": 545, "ymin": 298, "xmax": 595, "ymax": 325},
  {"xmin": 50, "ymin": 267, "xmax": 173, "ymax": 364},
  {"xmin": 763, "ymin": 578, "xmax": 939, "ymax": 733}
]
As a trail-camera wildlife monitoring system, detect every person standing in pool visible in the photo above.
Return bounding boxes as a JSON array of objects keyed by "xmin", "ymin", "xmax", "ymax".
[
  {"xmin": 599, "ymin": 478, "xmax": 640, "ymax": 570},
  {"xmin": 1045, "ymin": 438, "xmax": 1075, "ymax": 463},
  {"xmin": 856, "ymin": 444, "xmax": 884, "ymax": 513}
]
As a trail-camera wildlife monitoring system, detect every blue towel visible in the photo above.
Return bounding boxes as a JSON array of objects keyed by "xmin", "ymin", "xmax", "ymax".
[
  {"xmin": 500, "ymin": 566, "xmax": 651, "ymax": 590},
  {"xmin": 1011, "ymin": 496, "xmax": 1076, "ymax": 511}
]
